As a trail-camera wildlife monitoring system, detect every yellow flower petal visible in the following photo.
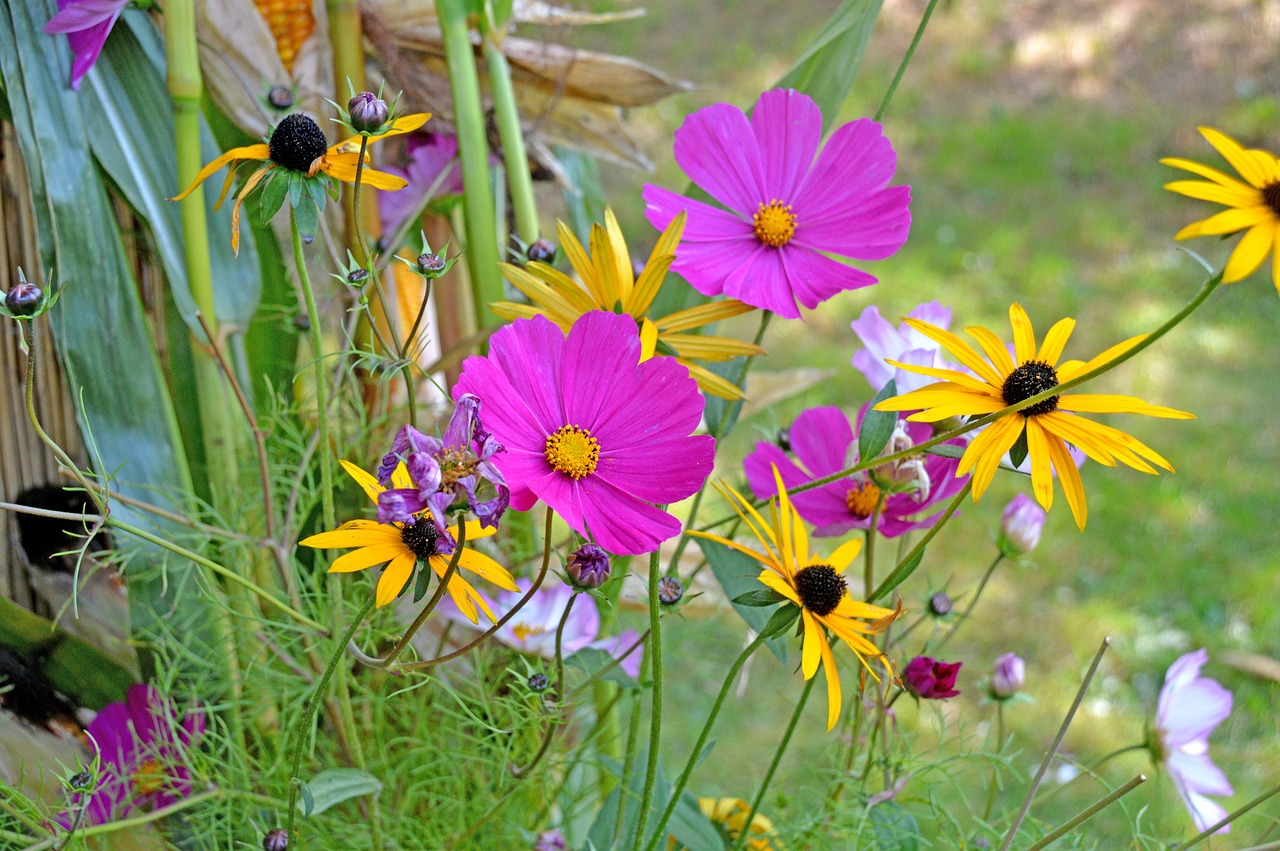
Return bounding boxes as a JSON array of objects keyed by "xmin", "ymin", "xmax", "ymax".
[
  {"xmin": 1056, "ymin": 334, "xmax": 1146, "ymax": 382},
  {"xmin": 1025, "ymin": 418, "xmax": 1054, "ymax": 511},
  {"xmin": 1037, "ymin": 317, "xmax": 1075, "ymax": 366},
  {"xmin": 340, "ymin": 460, "xmax": 386, "ymax": 504},
  {"xmin": 323, "ymin": 158, "xmax": 409, "ymax": 190},
  {"xmin": 826, "ymin": 538, "xmax": 863, "ymax": 573},
  {"xmin": 1199, "ymin": 126, "xmax": 1273, "ymax": 188},
  {"xmin": 964, "ymin": 325, "xmax": 1015, "ymax": 376},
  {"xmin": 901, "ymin": 319, "xmax": 1004, "ymax": 387},
  {"xmin": 883, "ymin": 359, "xmax": 992, "ymax": 394},
  {"xmin": 1009, "ymin": 303, "xmax": 1038, "ymax": 364},
  {"xmin": 556, "ymin": 219, "xmax": 607, "ymax": 308},
  {"xmin": 330, "ymin": 543, "xmax": 406, "ymax": 574},
  {"xmin": 684, "ymin": 362, "xmax": 746, "ymax": 400},
  {"xmin": 603, "ymin": 207, "xmax": 634, "ymax": 305},
  {"xmin": 1046, "ymin": 433, "xmax": 1088, "ymax": 530},
  {"xmin": 1223, "ymin": 220, "xmax": 1277, "ymax": 283},
  {"xmin": 757, "ymin": 570, "xmax": 801, "ymax": 606},
  {"xmin": 1161, "ymin": 156, "xmax": 1257, "ymax": 192},
  {"xmin": 1175, "ymin": 205, "xmax": 1271, "ymax": 239},
  {"xmin": 639, "ymin": 317, "xmax": 659, "ymax": 361},
  {"xmin": 800, "ymin": 610, "xmax": 822, "ymax": 679},
  {"xmin": 1058, "ymin": 394, "xmax": 1194, "ymax": 419},
  {"xmin": 375, "ymin": 551, "xmax": 417, "ymax": 607},
  {"xmin": 960, "ymin": 415, "xmax": 1023, "ymax": 500},
  {"xmin": 818, "ymin": 631, "xmax": 842, "ymax": 731},
  {"xmin": 633, "ymin": 211, "xmax": 686, "ymax": 316},
  {"xmin": 1163, "ymin": 179, "xmax": 1262, "ymax": 209},
  {"xmin": 656, "ymin": 298, "xmax": 755, "ymax": 333},
  {"xmin": 299, "ymin": 522, "xmax": 402, "ymax": 549},
  {"xmin": 662, "ymin": 333, "xmax": 765, "ymax": 361},
  {"xmin": 454, "ymin": 547, "xmax": 517, "ymax": 590},
  {"xmin": 170, "ymin": 143, "xmax": 270, "ymax": 201}
]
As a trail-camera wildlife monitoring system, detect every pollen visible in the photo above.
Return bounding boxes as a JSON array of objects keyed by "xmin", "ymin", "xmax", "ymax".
[
  {"xmin": 268, "ymin": 113, "xmax": 327, "ymax": 174},
  {"xmin": 512, "ymin": 622, "xmax": 548, "ymax": 643},
  {"xmin": 752, "ymin": 199, "xmax": 797, "ymax": 247},
  {"xmin": 400, "ymin": 517, "xmax": 440, "ymax": 560},
  {"xmin": 794, "ymin": 564, "xmax": 847, "ymax": 617},
  {"xmin": 131, "ymin": 757, "xmax": 166, "ymax": 797},
  {"xmin": 846, "ymin": 480, "xmax": 882, "ymax": 518},
  {"xmin": 438, "ymin": 447, "xmax": 480, "ymax": 487},
  {"xmin": 1001, "ymin": 360, "xmax": 1061, "ymax": 417},
  {"xmin": 544, "ymin": 425, "xmax": 600, "ymax": 479}
]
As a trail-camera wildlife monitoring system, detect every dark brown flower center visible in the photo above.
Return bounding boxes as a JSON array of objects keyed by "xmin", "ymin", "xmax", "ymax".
[
  {"xmin": 400, "ymin": 517, "xmax": 439, "ymax": 559},
  {"xmin": 793, "ymin": 564, "xmax": 846, "ymax": 617},
  {"xmin": 268, "ymin": 113, "xmax": 327, "ymax": 173},
  {"xmin": 1264, "ymin": 181, "xmax": 1280, "ymax": 216},
  {"xmin": 1001, "ymin": 360, "xmax": 1060, "ymax": 417}
]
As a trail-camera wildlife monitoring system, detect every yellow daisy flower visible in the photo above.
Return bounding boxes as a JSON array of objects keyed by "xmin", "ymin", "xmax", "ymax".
[
  {"xmin": 1163, "ymin": 126, "xmax": 1280, "ymax": 291},
  {"xmin": 171, "ymin": 111, "xmax": 429, "ymax": 252},
  {"xmin": 874, "ymin": 304, "xmax": 1194, "ymax": 530},
  {"xmin": 698, "ymin": 797, "xmax": 784, "ymax": 850},
  {"xmin": 689, "ymin": 467, "xmax": 900, "ymax": 730},
  {"xmin": 299, "ymin": 460, "xmax": 517, "ymax": 618},
  {"xmin": 490, "ymin": 207, "xmax": 764, "ymax": 399}
]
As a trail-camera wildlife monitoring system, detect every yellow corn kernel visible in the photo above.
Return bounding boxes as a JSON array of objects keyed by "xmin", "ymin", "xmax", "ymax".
[{"xmin": 253, "ymin": 0, "xmax": 315, "ymax": 72}]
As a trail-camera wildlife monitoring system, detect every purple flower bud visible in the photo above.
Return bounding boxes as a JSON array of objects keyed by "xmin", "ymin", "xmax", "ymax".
[
  {"xmin": 418, "ymin": 253, "xmax": 446, "ymax": 275},
  {"xmin": 526, "ymin": 239, "xmax": 556, "ymax": 264},
  {"xmin": 68, "ymin": 771, "xmax": 92, "ymax": 790},
  {"xmin": 990, "ymin": 653, "xmax": 1025, "ymax": 700},
  {"xmin": 267, "ymin": 86, "xmax": 294, "ymax": 110},
  {"xmin": 533, "ymin": 829, "xmax": 566, "ymax": 851},
  {"xmin": 1000, "ymin": 494, "xmax": 1045, "ymax": 555},
  {"xmin": 902, "ymin": 656, "xmax": 962, "ymax": 700},
  {"xmin": 527, "ymin": 672, "xmax": 549, "ymax": 692},
  {"xmin": 657, "ymin": 576, "xmax": 683, "ymax": 606},
  {"xmin": 5, "ymin": 281, "xmax": 42, "ymax": 316},
  {"xmin": 348, "ymin": 91, "xmax": 390, "ymax": 134},
  {"xmin": 566, "ymin": 543, "xmax": 610, "ymax": 589},
  {"xmin": 347, "ymin": 268, "xmax": 369, "ymax": 285},
  {"xmin": 928, "ymin": 592, "xmax": 953, "ymax": 617},
  {"xmin": 262, "ymin": 828, "xmax": 289, "ymax": 851}
]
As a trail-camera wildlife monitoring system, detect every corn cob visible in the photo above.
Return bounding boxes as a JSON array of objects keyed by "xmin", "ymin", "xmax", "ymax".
[{"xmin": 253, "ymin": 0, "xmax": 315, "ymax": 72}]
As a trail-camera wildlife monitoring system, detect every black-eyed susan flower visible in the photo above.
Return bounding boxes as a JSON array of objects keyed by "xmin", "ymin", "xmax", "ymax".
[
  {"xmin": 874, "ymin": 304, "xmax": 1194, "ymax": 530},
  {"xmin": 490, "ymin": 207, "xmax": 764, "ymax": 400},
  {"xmin": 1163, "ymin": 127, "xmax": 1280, "ymax": 291},
  {"xmin": 299, "ymin": 460, "xmax": 516, "ymax": 618},
  {"xmin": 171, "ymin": 111, "xmax": 428, "ymax": 252},
  {"xmin": 688, "ymin": 468, "xmax": 900, "ymax": 730}
]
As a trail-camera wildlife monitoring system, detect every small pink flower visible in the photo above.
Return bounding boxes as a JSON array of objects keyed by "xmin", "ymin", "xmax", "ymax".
[
  {"xmin": 902, "ymin": 656, "xmax": 962, "ymax": 700},
  {"xmin": 1154, "ymin": 649, "xmax": 1233, "ymax": 834},
  {"xmin": 454, "ymin": 311, "xmax": 715, "ymax": 555},
  {"xmin": 643, "ymin": 89, "xmax": 911, "ymax": 319},
  {"xmin": 44, "ymin": 0, "xmax": 128, "ymax": 91},
  {"xmin": 990, "ymin": 653, "xmax": 1026, "ymax": 700},
  {"xmin": 851, "ymin": 301, "xmax": 958, "ymax": 395},
  {"xmin": 1000, "ymin": 494, "xmax": 1045, "ymax": 555}
]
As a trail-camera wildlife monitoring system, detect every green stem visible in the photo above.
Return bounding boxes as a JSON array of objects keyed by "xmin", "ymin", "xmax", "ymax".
[
  {"xmin": 983, "ymin": 703, "xmax": 1004, "ymax": 820},
  {"xmin": 870, "ymin": 480, "xmax": 971, "ymax": 602},
  {"xmin": 436, "ymin": 0, "xmax": 504, "ymax": 328},
  {"xmin": 1032, "ymin": 743, "xmax": 1148, "ymax": 806},
  {"xmin": 642, "ymin": 631, "xmax": 769, "ymax": 851},
  {"xmin": 863, "ymin": 494, "xmax": 886, "ymax": 600},
  {"xmin": 634, "ymin": 549, "xmax": 665, "ymax": 847},
  {"xmin": 26, "ymin": 790, "xmax": 221, "ymax": 851},
  {"xmin": 732, "ymin": 674, "xmax": 816, "ymax": 850},
  {"xmin": 512, "ymin": 591, "xmax": 580, "ymax": 777},
  {"xmin": 352, "ymin": 136, "xmax": 372, "ymax": 266},
  {"xmin": 936, "ymin": 552, "xmax": 1004, "ymax": 650},
  {"xmin": 1173, "ymin": 780, "xmax": 1280, "ymax": 850},
  {"xmin": 875, "ymin": 0, "xmax": 942, "ymax": 121},
  {"xmin": 291, "ymin": 209, "xmax": 336, "ymax": 532},
  {"xmin": 1025, "ymin": 775, "xmax": 1147, "ymax": 851},
  {"xmin": 285, "ymin": 598, "xmax": 377, "ymax": 844},
  {"xmin": 613, "ymin": 687, "xmax": 644, "ymax": 849},
  {"xmin": 483, "ymin": 32, "xmax": 539, "ymax": 244},
  {"xmin": 378, "ymin": 519, "xmax": 467, "ymax": 668}
]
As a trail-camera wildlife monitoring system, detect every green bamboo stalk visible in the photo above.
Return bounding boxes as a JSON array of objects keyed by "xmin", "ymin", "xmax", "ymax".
[
  {"xmin": 436, "ymin": 0, "xmax": 504, "ymax": 328},
  {"xmin": 483, "ymin": 31, "xmax": 540, "ymax": 244}
]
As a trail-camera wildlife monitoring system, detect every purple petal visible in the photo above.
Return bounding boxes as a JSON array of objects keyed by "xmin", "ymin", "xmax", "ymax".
[
  {"xmin": 672, "ymin": 101, "xmax": 766, "ymax": 215},
  {"xmin": 1167, "ymin": 751, "xmax": 1234, "ymax": 797},
  {"xmin": 794, "ymin": 185, "xmax": 912, "ymax": 261},
  {"xmin": 376, "ymin": 488, "xmax": 424, "ymax": 524},
  {"xmin": 850, "ymin": 306, "xmax": 900, "ymax": 391},
  {"xmin": 596, "ymin": 435, "xmax": 715, "ymax": 503},
  {"xmin": 1170, "ymin": 768, "xmax": 1232, "ymax": 834},
  {"xmin": 907, "ymin": 300, "xmax": 952, "ymax": 330},
  {"xmin": 587, "ymin": 629, "xmax": 645, "ymax": 679},
  {"xmin": 44, "ymin": 0, "xmax": 124, "ymax": 32},
  {"xmin": 743, "ymin": 443, "xmax": 809, "ymax": 501},
  {"xmin": 793, "ymin": 118, "xmax": 901, "ymax": 225},
  {"xmin": 790, "ymin": 406, "xmax": 854, "ymax": 475},
  {"xmin": 406, "ymin": 453, "xmax": 443, "ymax": 496},
  {"xmin": 578, "ymin": 477, "xmax": 682, "ymax": 556},
  {"xmin": 1160, "ymin": 677, "xmax": 1233, "ymax": 747},
  {"xmin": 750, "ymin": 89, "xmax": 822, "ymax": 201},
  {"xmin": 720, "ymin": 244, "xmax": 805, "ymax": 319},
  {"xmin": 559, "ymin": 311, "xmax": 645, "ymax": 433}
]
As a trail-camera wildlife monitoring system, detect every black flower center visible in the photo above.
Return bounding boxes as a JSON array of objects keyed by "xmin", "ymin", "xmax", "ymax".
[
  {"xmin": 269, "ymin": 114, "xmax": 327, "ymax": 173},
  {"xmin": 1001, "ymin": 360, "xmax": 1060, "ymax": 417},
  {"xmin": 400, "ymin": 517, "xmax": 439, "ymax": 559},
  {"xmin": 793, "ymin": 564, "xmax": 846, "ymax": 617},
  {"xmin": 1264, "ymin": 181, "xmax": 1280, "ymax": 216}
]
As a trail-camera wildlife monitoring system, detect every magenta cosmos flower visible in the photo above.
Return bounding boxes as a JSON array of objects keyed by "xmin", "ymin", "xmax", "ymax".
[
  {"xmin": 78, "ymin": 684, "xmax": 204, "ymax": 825},
  {"xmin": 744, "ymin": 405, "xmax": 967, "ymax": 538},
  {"xmin": 454, "ymin": 311, "xmax": 715, "ymax": 555},
  {"xmin": 44, "ymin": 0, "xmax": 128, "ymax": 91},
  {"xmin": 851, "ymin": 301, "xmax": 959, "ymax": 395},
  {"xmin": 1152, "ymin": 649, "xmax": 1234, "ymax": 834},
  {"xmin": 642, "ymin": 88, "xmax": 911, "ymax": 319},
  {"xmin": 903, "ymin": 656, "xmax": 962, "ymax": 700}
]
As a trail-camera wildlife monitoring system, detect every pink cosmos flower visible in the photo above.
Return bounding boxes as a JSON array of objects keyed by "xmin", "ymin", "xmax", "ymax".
[
  {"xmin": 902, "ymin": 656, "xmax": 962, "ymax": 700},
  {"xmin": 77, "ymin": 684, "xmax": 204, "ymax": 825},
  {"xmin": 642, "ymin": 88, "xmax": 911, "ymax": 319},
  {"xmin": 743, "ymin": 405, "xmax": 968, "ymax": 538},
  {"xmin": 439, "ymin": 581, "xmax": 644, "ymax": 679},
  {"xmin": 1154, "ymin": 649, "xmax": 1234, "ymax": 834},
  {"xmin": 379, "ymin": 132, "xmax": 468, "ymax": 235},
  {"xmin": 454, "ymin": 311, "xmax": 715, "ymax": 555},
  {"xmin": 851, "ymin": 301, "xmax": 959, "ymax": 395},
  {"xmin": 44, "ymin": 0, "xmax": 128, "ymax": 91}
]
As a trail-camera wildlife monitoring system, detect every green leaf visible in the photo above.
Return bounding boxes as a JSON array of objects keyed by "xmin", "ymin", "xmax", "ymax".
[
  {"xmin": 702, "ymin": 356, "xmax": 749, "ymax": 439},
  {"xmin": 873, "ymin": 546, "xmax": 925, "ymax": 603},
  {"xmin": 700, "ymin": 537, "xmax": 789, "ymax": 664},
  {"xmin": 858, "ymin": 379, "xmax": 898, "ymax": 462},
  {"xmin": 775, "ymin": 0, "xmax": 884, "ymax": 131},
  {"xmin": 0, "ymin": 596, "xmax": 133, "ymax": 709},
  {"xmin": 298, "ymin": 780, "xmax": 314, "ymax": 816},
  {"xmin": 669, "ymin": 792, "xmax": 725, "ymax": 851},
  {"xmin": 869, "ymin": 802, "xmax": 921, "ymax": 850},
  {"xmin": 297, "ymin": 769, "xmax": 383, "ymax": 816},
  {"xmin": 733, "ymin": 589, "xmax": 788, "ymax": 607},
  {"xmin": 760, "ymin": 604, "xmax": 802, "ymax": 638},
  {"xmin": 924, "ymin": 444, "xmax": 965, "ymax": 460},
  {"xmin": 564, "ymin": 647, "xmax": 639, "ymax": 687},
  {"xmin": 1007, "ymin": 427, "xmax": 1029, "ymax": 469},
  {"xmin": 293, "ymin": 195, "xmax": 320, "ymax": 243},
  {"xmin": 305, "ymin": 173, "xmax": 330, "ymax": 213},
  {"xmin": 257, "ymin": 171, "xmax": 290, "ymax": 225},
  {"xmin": 288, "ymin": 170, "xmax": 304, "ymax": 209}
]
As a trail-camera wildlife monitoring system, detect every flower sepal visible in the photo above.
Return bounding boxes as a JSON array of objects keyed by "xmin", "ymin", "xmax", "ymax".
[
  {"xmin": 2, "ymin": 268, "xmax": 62, "ymax": 321},
  {"xmin": 397, "ymin": 233, "xmax": 459, "ymax": 280}
]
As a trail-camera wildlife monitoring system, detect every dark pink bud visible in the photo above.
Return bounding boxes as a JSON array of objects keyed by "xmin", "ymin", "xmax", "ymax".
[
  {"xmin": 348, "ymin": 92, "xmax": 389, "ymax": 133},
  {"xmin": 902, "ymin": 655, "xmax": 962, "ymax": 700}
]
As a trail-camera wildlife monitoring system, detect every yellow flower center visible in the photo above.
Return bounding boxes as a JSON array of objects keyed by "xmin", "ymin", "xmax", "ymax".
[
  {"xmin": 131, "ymin": 757, "xmax": 165, "ymax": 796},
  {"xmin": 752, "ymin": 200, "xmax": 797, "ymax": 247},
  {"xmin": 846, "ymin": 481, "xmax": 882, "ymax": 518},
  {"xmin": 544, "ymin": 425, "xmax": 600, "ymax": 479},
  {"xmin": 512, "ymin": 622, "xmax": 548, "ymax": 643}
]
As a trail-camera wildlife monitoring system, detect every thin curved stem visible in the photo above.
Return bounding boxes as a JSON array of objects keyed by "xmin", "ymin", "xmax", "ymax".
[
  {"xmin": 1026, "ymin": 775, "xmax": 1146, "ymax": 851},
  {"xmin": 375, "ymin": 520, "xmax": 467, "ymax": 668},
  {"xmin": 511, "ymin": 591, "xmax": 579, "ymax": 778},
  {"xmin": 863, "ymin": 493, "xmax": 886, "ymax": 600},
  {"xmin": 935, "ymin": 552, "xmax": 1004, "ymax": 651},
  {"xmin": 875, "ymin": 0, "xmax": 942, "ymax": 121},
  {"xmin": 291, "ymin": 209, "xmax": 337, "ymax": 533},
  {"xmin": 870, "ymin": 480, "xmax": 971, "ymax": 603},
  {"xmin": 634, "ymin": 549, "xmax": 665, "ymax": 847},
  {"xmin": 732, "ymin": 674, "xmax": 815, "ymax": 850}
]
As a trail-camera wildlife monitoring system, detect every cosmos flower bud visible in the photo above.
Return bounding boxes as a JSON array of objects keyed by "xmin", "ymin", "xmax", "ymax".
[
  {"xmin": 928, "ymin": 592, "xmax": 953, "ymax": 617},
  {"xmin": 68, "ymin": 771, "xmax": 92, "ymax": 790},
  {"xmin": 526, "ymin": 239, "xmax": 557, "ymax": 264},
  {"xmin": 348, "ymin": 91, "xmax": 390, "ymax": 134},
  {"xmin": 262, "ymin": 828, "xmax": 289, "ymax": 851},
  {"xmin": 990, "ymin": 653, "xmax": 1025, "ymax": 700},
  {"xmin": 658, "ymin": 575, "xmax": 684, "ymax": 606},
  {"xmin": 347, "ymin": 268, "xmax": 369, "ymax": 285},
  {"xmin": 6, "ymin": 280, "xmax": 43, "ymax": 317},
  {"xmin": 418, "ymin": 253, "xmax": 447, "ymax": 276},
  {"xmin": 527, "ymin": 672, "xmax": 549, "ymax": 692},
  {"xmin": 566, "ymin": 543, "xmax": 610, "ymax": 589},
  {"xmin": 902, "ymin": 655, "xmax": 962, "ymax": 700},
  {"xmin": 999, "ymin": 494, "xmax": 1045, "ymax": 556},
  {"xmin": 267, "ymin": 86, "xmax": 293, "ymax": 110}
]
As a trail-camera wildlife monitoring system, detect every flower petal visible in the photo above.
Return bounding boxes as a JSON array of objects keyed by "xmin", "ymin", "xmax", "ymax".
[
  {"xmin": 374, "ymin": 551, "xmax": 417, "ymax": 606},
  {"xmin": 672, "ymin": 101, "xmax": 766, "ymax": 213},
  {"xmin": 170, "ymin": 144, "xmax": 270, "ymax": 201},
  {"xmin": 1223, "ymin": 220, "xmax": 1276, "ymax": 283},
  {"xmin": 329, "ymin": 544, "xmax": 405, "ymax": 574}
]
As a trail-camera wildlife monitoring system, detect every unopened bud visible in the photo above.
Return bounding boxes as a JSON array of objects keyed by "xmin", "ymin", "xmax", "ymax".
[
  {"xmin": 417, "ymin": 253, "xmax": 446, "ymax": 275},
  {"xmin": 262, "ymin": 828, "xmax": 289, "ymax": 851},
  {"xmin": 657, "ymin": 575, "xmax": 683, "ymax": 606},
  {"xmin": 347, "ymin": 269, "xmax": 369, "ymax": 285},
  {"xmin": 990, "ymin": 653, "xmax": 1025, "ymax": 700},
  {"xmin": 348, "ymin": 92, "xmax": 390, "ymax": 134},
  {"xmin": 533, "ymin": 830, "xmax": 567, "ymax": 851},
  {"xmin": 999, "ymin": 494, "xmax": 1045, "ymax": 556},
  {"xmin": 526, "ymin": 239, "xmax": 556, "ymax": 265},
  {"xmin": 527, "ymin": 672, "xmax": 549, "ymax": 692},
  {"xmin": 5, "ymin": 281, "xmax": 42, "ymax": 316},
  {"xmin": 928, "ymin": 592, "xmax": 952, "ymax": 617},
  {"xmin": 566, "ymin": 543, "xmax": 610, "ymax": 589},
  {"xmin": 776, "ymin": 427, "xmax": 791, "ymax": 452},
  {"xmin": 267, "ymin": 86, "xmax": 293, "ymax": 110},
  {"xmin": 68, "ymin": 771, "xmax": 92, "ymax": 790}
]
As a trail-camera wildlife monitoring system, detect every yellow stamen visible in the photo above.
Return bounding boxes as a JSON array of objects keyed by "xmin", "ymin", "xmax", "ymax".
[
  {"xmin": 544, "ymin": 425, "xmax": 600, "ymax": 479},
  {"xmin": 131, "ymin": 757, "xmax": 165, "ymax": 796},
  {"xmin": 512, "ymin": 623, "xmax": 548, "ymax": 643},
  {"xmin": 753, "ymin": 200, "xmax": 797, "ymax": 247},
  {"xmin": 845, "ymin": 481, "xmax": 881, "ymax": 518}
]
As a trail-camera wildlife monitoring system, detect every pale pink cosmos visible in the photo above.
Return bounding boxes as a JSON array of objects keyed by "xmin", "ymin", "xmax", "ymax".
[
  {"xmin": 454, "ymin": 311, "xmax": 715, "ymax": 555},
  {"xmin": 744, "ymin": 405, "xmax": 968, "ymax": 538},
  {"xmin": 642, "ymin": 89, "xmax": 911, "ymax": 319},
  {"xmin": 850, "ymin": 301, "xmax": 959, "ymax": 395},
  {"xmin": 44, "ymin": 0, "xmax": 128, "ymax": 91},
  {"xmin": 1155, "ymin": 649, "xmax": 1234, "ymax": 835}
]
